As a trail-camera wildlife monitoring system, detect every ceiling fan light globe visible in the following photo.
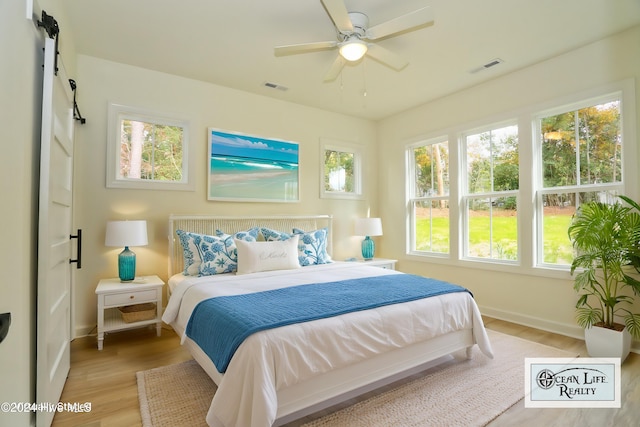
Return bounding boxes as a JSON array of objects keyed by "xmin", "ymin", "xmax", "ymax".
[{"xmin": 339, "ymin": 40, "xmax": 368, "ymax": 61}]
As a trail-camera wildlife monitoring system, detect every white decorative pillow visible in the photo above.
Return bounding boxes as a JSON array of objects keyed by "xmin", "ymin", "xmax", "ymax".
[
  {"xmin": 292, "ymin": 227, "xmax": 333, "ymax": 266},
  {"xmin": 235, "ymin": 235, "xmax": 300, "ymax": 275}
]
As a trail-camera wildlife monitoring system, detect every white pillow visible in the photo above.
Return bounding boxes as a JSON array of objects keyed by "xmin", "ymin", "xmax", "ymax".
[{"xmin": 235, "ymin": 235, "xmax": 300, "ymax": 275}]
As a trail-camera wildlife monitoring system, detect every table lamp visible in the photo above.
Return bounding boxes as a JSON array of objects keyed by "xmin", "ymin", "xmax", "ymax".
[
  {"xmin": 355, "ymin": 218, "xmax": 383, "ymax": 260},
  {"xmin": 105, "ymin": 220, "xmax": 148, "ymax": 282}
]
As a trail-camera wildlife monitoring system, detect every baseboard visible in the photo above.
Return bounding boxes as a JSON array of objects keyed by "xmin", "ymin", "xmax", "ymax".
[
  {"xmin": 478, "ymin": 305, "xmax": 640, "ymax": 354},
  {"xmin": 74, "ymin": 324, "xmax": 96, "ymax": 339},
  {"xmin": 74, "ymin": 322, "xmax": 172, "ymax": 340}
]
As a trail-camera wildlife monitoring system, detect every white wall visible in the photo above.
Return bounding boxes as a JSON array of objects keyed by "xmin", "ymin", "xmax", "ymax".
[
  {"xmin": 0, "ymin": 2, "xmax": 39, "ymax": 424},
  {"xmin": 0, "ymin": 0, "xmax": 73, "ymax": 424},
  {"xmin": 378, "ymin": 26, "xmax": 640, "ymax": 343},
  {"xmin": 72, "ymin": 56, "xmax": 379, "ymax": 335}
]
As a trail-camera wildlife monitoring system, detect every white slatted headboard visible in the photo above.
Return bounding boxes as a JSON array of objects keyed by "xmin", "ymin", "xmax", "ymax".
[{"xmin": 168, "ymin": 214, "xmax": 333, "ymax": 277}]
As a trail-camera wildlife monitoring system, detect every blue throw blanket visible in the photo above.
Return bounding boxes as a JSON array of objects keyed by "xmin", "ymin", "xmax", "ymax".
[{"xmin": 185, "ymin": 274, "xmax": 470, "ymax": 373}]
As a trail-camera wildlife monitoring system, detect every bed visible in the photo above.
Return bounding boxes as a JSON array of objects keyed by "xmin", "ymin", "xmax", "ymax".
[{"xmin": 163, "ymin": 214, "xmax": 493, "ymax": 427}]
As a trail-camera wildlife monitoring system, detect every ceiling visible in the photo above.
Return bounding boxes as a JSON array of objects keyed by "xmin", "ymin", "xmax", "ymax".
[{"xmin": 60, "ymin": 0, "xmax": 640, "ymax": 121}]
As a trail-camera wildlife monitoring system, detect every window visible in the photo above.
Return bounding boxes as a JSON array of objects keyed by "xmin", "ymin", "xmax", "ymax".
[
  {"xmin": 320, "ymin": 139, "xmax": 362, "ymax": 199},
  {"xmin": 404, "ymin": 81, "xmax": 634, "ymax": 274},
  {"xmin": 536, "ymin": 95, "xmax": 623, "ymax": 266},
  {"xmin": 463, "ymin": 124, "xmax": 519, "ymax": 261},
  {"xmin": 107, "ymin": 104, "xmax": 193, "ymax": 190},
  {"xmin": 408, "ymin": 138, "xmax": 450, "ymax": 254}
]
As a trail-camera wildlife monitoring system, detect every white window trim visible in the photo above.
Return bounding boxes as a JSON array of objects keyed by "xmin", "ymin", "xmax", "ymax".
[
  {"xmin": 406, "ymin": 136, "xmax": 451, "ymax": 256},
  {"xmin": 460, "ymin": 121, "xmax": 520, "ymax": 263},
  {"xmin": 532, "ymin": 85, "xmax": 635, "ymax": 268},
  {"xmin": 319, "ymin": 138, "xmax": 363, "ymax": 199},
  {"xmin": 402, "ymin": 78, "xmax": 636, "ymax": 279},
  {"xmin": 106, "ymin": 103, "xmax": 194, "ymax": 191}
]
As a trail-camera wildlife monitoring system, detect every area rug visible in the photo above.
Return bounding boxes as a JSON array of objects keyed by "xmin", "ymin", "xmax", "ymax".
[{"xmin": 137, "ymin": 330, "xmax": 577, "ymax": 427}]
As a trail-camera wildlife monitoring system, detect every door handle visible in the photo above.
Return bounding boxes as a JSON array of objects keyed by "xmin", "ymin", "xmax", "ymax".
[
  {"xmin": 70, "ymin": 229, "xmax": 82, "ymax": 269},
  {"xmin": 0, "ymin": 313, "xmax": 10, "ymax": 344}
]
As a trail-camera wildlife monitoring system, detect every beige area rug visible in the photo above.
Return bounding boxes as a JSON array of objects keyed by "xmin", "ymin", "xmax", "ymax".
[{"xmin": 137, "ymin": 330, "xmax": 576, "ymax": 427}]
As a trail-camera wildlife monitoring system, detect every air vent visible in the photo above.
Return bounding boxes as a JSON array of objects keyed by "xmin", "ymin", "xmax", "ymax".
[
  {"xmin": 470, "ymin": 58, "xmax": 504, "ymax": 74},
  {"xmin": 263, "ymin": 82, "xmax": 288, "ymax": 91}
]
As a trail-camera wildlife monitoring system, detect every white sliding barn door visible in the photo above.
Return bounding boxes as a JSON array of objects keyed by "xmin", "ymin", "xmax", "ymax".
[{"xmin": 36, "ymin": 37, "xmax": 75, "ymax": 427}]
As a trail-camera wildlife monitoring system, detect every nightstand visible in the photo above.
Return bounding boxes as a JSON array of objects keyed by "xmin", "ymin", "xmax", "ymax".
[
  {"xmin": 357, "ymin": 258, "xmax": 397, "ymax": 270},
  {"xmin": 95, "ymin": 275, "xmax": 164, "ymax": 350}
]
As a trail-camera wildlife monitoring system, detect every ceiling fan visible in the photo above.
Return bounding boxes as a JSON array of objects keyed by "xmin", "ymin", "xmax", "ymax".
[{"xmin": 274, "ymin": 0, "xmax": 434, "ymax": 82}]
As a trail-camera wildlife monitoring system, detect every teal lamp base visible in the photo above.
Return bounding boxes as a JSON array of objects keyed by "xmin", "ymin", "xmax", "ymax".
[
  {"xmin": 118, "ymin": 246, "xmax": 136, "ymax": 282},
  {"xmin": 361, "ymin": 236, "xmax": 375, "ymax": 260}
]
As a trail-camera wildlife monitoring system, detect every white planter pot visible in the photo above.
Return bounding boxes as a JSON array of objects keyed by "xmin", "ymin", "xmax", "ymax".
[{"xmin": 584, "ymin": 325, "xmax": 631, "ymax": 362}]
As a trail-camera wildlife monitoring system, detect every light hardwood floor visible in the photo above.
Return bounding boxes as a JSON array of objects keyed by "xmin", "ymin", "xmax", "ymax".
[{"xmin": 51, "ymin": 318, "xmax": 638, "ymax": 427}]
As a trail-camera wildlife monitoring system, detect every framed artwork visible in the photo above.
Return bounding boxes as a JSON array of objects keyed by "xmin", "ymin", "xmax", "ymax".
[{"xmin": 208, "ymin": 128, "xmax": 299, "ymax": 202}]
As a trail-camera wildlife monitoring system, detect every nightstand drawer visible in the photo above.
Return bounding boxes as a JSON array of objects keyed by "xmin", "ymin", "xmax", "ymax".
[{"xmin": 104, "ymin": 289, "xmax": 157, "ymax": 306}]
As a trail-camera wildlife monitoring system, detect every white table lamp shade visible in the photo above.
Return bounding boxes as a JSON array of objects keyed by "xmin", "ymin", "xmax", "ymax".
[
  {"xmin": 105, "ymin": 220, "xmax": 148, "ymax": 247},
  {"xmin": 105, "ymin": 220, "xmax": 148, "ymax": 281},
  {"xmin": 354, "ymin": 218, "xmax": 383, "ymax": 237}
]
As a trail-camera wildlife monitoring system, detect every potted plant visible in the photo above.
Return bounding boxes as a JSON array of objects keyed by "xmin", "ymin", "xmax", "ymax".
[{"xmin": 568, "ymin": 196, "xmax": 640, "ymax": 361}]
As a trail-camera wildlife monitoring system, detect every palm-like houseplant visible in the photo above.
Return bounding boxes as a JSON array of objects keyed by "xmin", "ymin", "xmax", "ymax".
[{"xmin": 568, "ymin": 196, "xmax": 640, "ymax": 356}]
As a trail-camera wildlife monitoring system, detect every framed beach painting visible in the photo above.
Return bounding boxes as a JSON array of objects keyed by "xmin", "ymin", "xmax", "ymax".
[{"xmin": 208, "ymin": 128, "xmax": 299, "ymax": 202}]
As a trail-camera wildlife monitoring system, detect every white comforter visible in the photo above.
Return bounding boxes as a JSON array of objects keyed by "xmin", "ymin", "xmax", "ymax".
[{"xmin": 163, "ymin": 263, "xmax": 493, "ymax": 427}]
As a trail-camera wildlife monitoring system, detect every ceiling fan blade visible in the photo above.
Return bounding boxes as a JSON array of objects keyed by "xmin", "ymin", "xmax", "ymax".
[
  {"xmin": 323, "ymin": 55, "xmax": 346, "ymax": 82},
  {"xmin": 321, "ymin": 0, "xmax": 353, "ymax": 33},
  {"xmin": 366, "ymin": 6, "xmax": 434, "ymax": 40},
  {"xmin": 365, "ymin": 44, "xmax": 408, "ymax": 70},
  {"xmin": 274, "ymin": 41, "xmax": 338, "ymax": 56}
]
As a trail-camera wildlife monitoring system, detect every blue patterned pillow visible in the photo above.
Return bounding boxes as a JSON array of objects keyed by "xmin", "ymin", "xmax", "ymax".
[
  {"xmin": 261, "ymin": 227, "xmax": 332, "ymax": 266},
  {"xmin": 176, "ymin": 230, "xmax": 209, "ymax": 276},
  {"xmin": 197, "ymin": 228, "xmax": 259, "ymax": 276},
  {"xmin": 215, "ymin": 228, "xmax": 260, "ymax": 242},
  {"xmin": 292, "ymin": 228, "xmax": 333, "ymax": 266},
  {"xmin": 260, "ymin": 227, "xmax": 292, "ymax": 242}
]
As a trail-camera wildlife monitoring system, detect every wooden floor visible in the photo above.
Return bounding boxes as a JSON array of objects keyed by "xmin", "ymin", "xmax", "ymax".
[{"xmin": 51, "ymin": 318, "xmax": 639, "ymax": 427}]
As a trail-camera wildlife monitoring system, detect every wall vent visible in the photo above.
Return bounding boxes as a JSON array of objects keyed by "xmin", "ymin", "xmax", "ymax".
[
  {"xmin": 263, "ymin": 82, "xmax": 288, "ymax": 91},
  {"xmin": 470, "ymin": 58, "xmax": 504, "ymax": 74}
]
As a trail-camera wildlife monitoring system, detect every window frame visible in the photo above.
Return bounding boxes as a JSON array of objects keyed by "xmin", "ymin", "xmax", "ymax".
[
  {"xmin": 319, "ymin": 138, "xmax": 363, "ymax": 199},
  {"xmin": 461, "ymin": 121, "xmax": 520, "ymax": 264},
  {"xmin": 106, "ymin": 103, "xmax": 194, "ymax": 191},
  {"xmin": 407, "ymin": 136, "xmax": 451, "ymax": 256},
  {"xmin": 403, "ymin": 79, "xmax": 636, "ymax": 276},
  {"xmin": 533, "ymin": 91, "xmax": 626, "ymax": 269}
]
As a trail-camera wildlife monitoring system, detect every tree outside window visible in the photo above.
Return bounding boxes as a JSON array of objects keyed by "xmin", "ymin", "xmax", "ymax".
[
  {"xmin": 538, "ymin": 98, "xmax": 622, "ymax": 266},
  {"xmin": 324, "ymin": 149, "xmax": 354, "ymax": 192},
  {"xmin": 404, "ymin": 84, "xmax": 632, "ymax": 272},
  {"xmin": 320, "ymin": 140, "xmax": 362, "ymax": 199},
  {"xmin": 409, "ymin": 139, "xmax": 450, "ymax": 254},
  {"xmin": 119, "ymin": 119, "xmax": 184, "ymax": 181},
  {"xmin": 107, "ymin": 104, "xmax": 193, "ymax": 190},
  {"xmin": 464, "ymin": 124, "xmax": 519, "ymax": 261}
]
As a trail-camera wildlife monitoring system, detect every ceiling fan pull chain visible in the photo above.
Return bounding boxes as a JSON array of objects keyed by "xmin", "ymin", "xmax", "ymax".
[{"xmin": 363, "ymin": 60, "xmax": 368, "ymax": 98}]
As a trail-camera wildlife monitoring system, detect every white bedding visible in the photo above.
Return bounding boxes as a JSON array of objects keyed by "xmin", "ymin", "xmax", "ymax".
[
  {"xmin": 167, "ymin": 271, "xmax": 188, "ymax": 294},
  {"xmin": 163, "ymin": 262, "xmax": 493, "ymax": 427}
]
